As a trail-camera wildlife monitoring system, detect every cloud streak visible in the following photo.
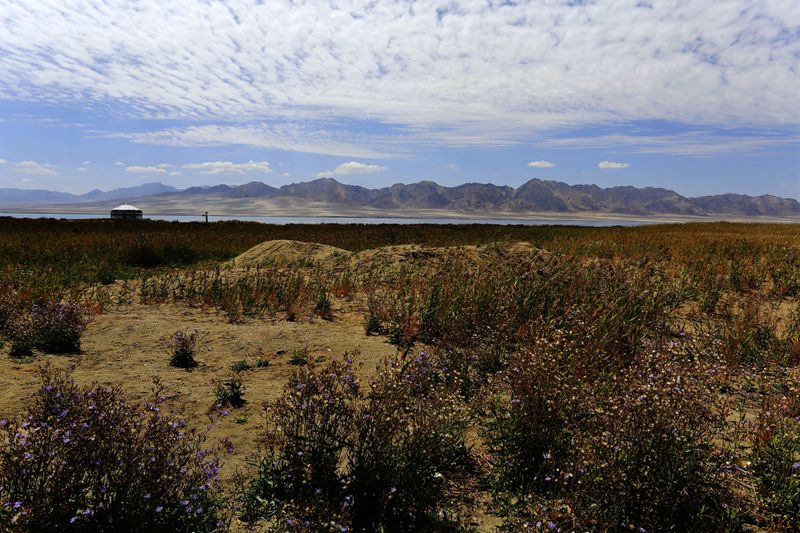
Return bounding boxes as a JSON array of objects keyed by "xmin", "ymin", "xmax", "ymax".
[
  {"xmin": 541, "ymin": 131, "xmax": 800, "ymax": 157},
  {"xmin": 182, "ymin": 161, "xmax": 272, "ymax": 175},
  {"xmin": 126, "ymin": 165, "xmax": 170, "ymax": 174},
  {"xmin": 598, "ymin": 161, "xmax": 631, "ymax": 169},
  {"xmin": 104, "ymin": 124, "xmax": 397, "ymax": 159},
  {"xmin": 527, "ymin": 161, "xmax": 555, "ymax": 168}
]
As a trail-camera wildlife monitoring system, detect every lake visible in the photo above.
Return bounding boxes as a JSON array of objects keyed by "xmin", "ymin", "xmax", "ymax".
[{"xmin": 0, "ymin": 212, "xmax": 661, "ymax": 227}]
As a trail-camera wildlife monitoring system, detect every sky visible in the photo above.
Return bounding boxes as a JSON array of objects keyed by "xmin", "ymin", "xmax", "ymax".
[{"xmin": 0, "ymin": 0, "xmax": 798, "ymax": 198}]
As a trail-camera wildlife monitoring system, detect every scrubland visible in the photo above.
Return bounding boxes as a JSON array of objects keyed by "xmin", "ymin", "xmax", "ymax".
[{"xmin": 0, "ymin": 217, "xmax": 798, "ymax": 531}]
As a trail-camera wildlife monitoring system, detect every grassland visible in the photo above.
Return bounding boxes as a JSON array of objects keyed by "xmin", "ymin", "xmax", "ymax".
[{"xmin": 0, "ymin": 217, "xmax": 799, "ymax": 531}]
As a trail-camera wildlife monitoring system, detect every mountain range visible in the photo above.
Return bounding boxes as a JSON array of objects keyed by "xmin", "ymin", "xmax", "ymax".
[
  {"xmin": 2, "ymin": 178, "xmax": 798, "ymax": 218},
  {"xmin": 0, "ymin": 183, "xmax": 178, "ymax": 205}
]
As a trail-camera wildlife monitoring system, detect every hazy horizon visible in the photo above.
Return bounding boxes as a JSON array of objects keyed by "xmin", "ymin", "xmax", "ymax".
[{"xmin": 1, "ymin": 1, "xmax": 798, "ymax": 199}]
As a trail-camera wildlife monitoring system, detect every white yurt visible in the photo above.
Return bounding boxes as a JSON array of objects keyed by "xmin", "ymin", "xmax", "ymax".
[{"xmin": 110, "ymin": 204, "xmax": 143, "ymax": 220}]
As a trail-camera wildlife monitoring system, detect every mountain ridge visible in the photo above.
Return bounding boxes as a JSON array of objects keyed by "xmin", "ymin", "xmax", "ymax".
[
  {"xmin": 2, "ymin": 178, "xmax": 798, "ymax": 218},
  {"xmin": 0, "ymin": 182, "xmax": 177, "ymax": 205}
]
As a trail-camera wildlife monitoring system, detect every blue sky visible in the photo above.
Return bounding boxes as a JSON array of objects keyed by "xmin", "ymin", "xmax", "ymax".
[{"xmin": 0, "ymin": 0, "xmax": 798, "ymax": 198}]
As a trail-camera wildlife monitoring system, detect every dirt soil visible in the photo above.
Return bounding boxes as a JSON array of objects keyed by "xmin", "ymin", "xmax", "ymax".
[{"xmin": 0, "ymin": 301, "xmax": 399, "ymax": 483}]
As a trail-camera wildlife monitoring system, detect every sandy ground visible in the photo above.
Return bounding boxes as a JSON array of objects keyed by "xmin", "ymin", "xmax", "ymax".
[{"xmin": 0, "ymin": 300, "xmax": 400, "ymax": 487}]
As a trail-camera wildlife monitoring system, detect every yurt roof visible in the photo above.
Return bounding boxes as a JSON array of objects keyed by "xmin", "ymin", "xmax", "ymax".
[{"xmin": 111, "ymin": 204, "xmax": 141, "ymax": 211}]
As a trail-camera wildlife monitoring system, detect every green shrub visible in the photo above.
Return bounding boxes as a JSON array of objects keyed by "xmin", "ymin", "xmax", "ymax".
[
  {"xmin": 214, "ymin": 372, "xmax": 245, "ymax": 408},
  {"xmin": 0, "ymin": 368, "xmax": 223, "ymax": 531},
  {"xmin": 242, "ymin": 354, "xmax": 470, "ymax": 531},
  {"xmin": 230, "ymin": 359, "xmax": 252, "ymax": 372},
  {"xmin": 752, "ymin": 391, "xmax": 800, "ymax": 529},
  {"xmin": 571, "ymin": 351, "xmax": 739, "ymax": 532},
  {"xmin": 169, "ymin": 330, "xmax": 198, "ymax": 369}
]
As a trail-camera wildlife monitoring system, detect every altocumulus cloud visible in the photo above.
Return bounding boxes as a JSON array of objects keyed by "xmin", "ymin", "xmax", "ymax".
[
  {"xmin": 182, "ymin": 161, "xmax": 272, "ymax": 175},
  {"xmin": 0, "ymin": 0, "xmax": 797, "ymax": 150},
  {"xmin": 527, "ymin": 161, "xmax": 555, "ymax": 168},
  {"xmin": 598, "ymin": 161, "xmax": 631, "ymax": 169},
  {"xmin": 316, "ymin": 161, "xmax": 387, "ymax": 178}
]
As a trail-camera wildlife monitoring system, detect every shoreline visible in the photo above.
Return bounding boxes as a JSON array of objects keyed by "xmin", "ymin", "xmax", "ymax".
[{"xmin": 2, "ymin": 204, "xmax": 800, "ymax": 225}]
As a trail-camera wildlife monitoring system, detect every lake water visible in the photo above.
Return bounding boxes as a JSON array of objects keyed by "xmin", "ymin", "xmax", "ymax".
[{"xmin": 0, "ymin": 212, "xmax": 661, "ymax": 227}]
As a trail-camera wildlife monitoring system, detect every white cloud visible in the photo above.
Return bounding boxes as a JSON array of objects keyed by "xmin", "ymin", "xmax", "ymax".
[
  {"xmin": 527, "ymin": 161, "xmax": 555, "ymax": 168},
  {"xmin": 15, "ymin": 160, "xmax": 58, "ymax": 176},
  {"xmin": 316, "ymin": 161, "xmax": 387, "ymax": 178},
  {"xmin": 114, "ymin": 161, "xmax": 125, "ymax": 166},
  {"xmin": 0, "ymin": 159, "xmax": 6, "ymax": 164},
  {"xmin": 332, "ymin": 161, "xmax": 387, "ymax": 175},
  {"xmin": 169, "ymin": 171, "xmax": 181, "ymax": 176},
  {"xmin": 182, "ymin": 161, "xmax": 271, "ymax": 175},
  {"xmin": 77, "ymin": 166, "xmax": 88, "ymax": 172},
  {"xmin": 598, "ymin": 161, "xmax": 631, "ymax": 169},
  {"xmin": 0, "ymin": 0, "xmax": 795, "ymax": 149},
  {"xmin": 105, "ymin": 124, "xmax": 397, "ymax": 159},
  {"xmin": 81, "ymin": 160, "xmax": 91, "ymax": 166},
  {"xmin": 282, "ymin": 172, "xmax": 291, "ymax": 177},
  {"xmin": 126, "ymin": 165, "xmax": 168, "ymax": 174}
]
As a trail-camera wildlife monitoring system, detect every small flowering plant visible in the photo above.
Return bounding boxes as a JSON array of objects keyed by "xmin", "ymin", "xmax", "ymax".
[
  {"xmin": 28, "ymin": 300, "xmax": 89, "ymax": 354},
  {"xmin": 0, "ymin": 366, "xmax": 223, "ymax": 531},
  {"xmin": 4, "ymin": 299, "xmax": 89, "ymax": 356},
  {"xmin": 6, "ymin": 312, "xmax": 37, "ymax": 358},
  {"xmin": 214, "ymin": 371, "xmax": 246, "ymax": 408},
  {"xmin": 751, "ymin": 384, "xmax": 800, "ymax": 528},
  {"xmin": 169, "ymin": 329, "xmax": 199, "ymax": 368},
  {"xmin": 242, "ymin": 352, "xmax": 470, "ymax": 531}
]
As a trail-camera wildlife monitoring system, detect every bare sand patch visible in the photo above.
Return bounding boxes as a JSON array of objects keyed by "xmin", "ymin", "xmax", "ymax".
[
  {"xmin": 0, "ymin": 301, "xmax": 399, "ymax": 489},
  {"xmin": 229, "ymin": 239, "xmax": 350, "ymax": 268}
]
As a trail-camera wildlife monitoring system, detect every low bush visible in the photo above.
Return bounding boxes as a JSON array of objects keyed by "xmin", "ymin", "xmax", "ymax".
[
  {"xmin": 214, "ymin": 372, "xmax": 245, "ymax": 408},
  {"xmin": 0, "ymin": 367, "xmax": 223, "ymax": 531},
  {"xmin": 6, "ymin": 313, "xmax": 37, "ymax": 358},
  {"xmin": 348, "ymin": 352, "xmax": 470, "ymax": 531},
  {"xmin": 0, "ymin": 289, "xmax": 19, "ymax": 331},
  {"xmin": 571, "ymin": 350, "xmax": 738, "ymax": 531},
  {"xmin": 4, "ymin": 299, "xmax": 89, "ymax": 356},
  {"xmin": 230, "ymin": 359, "xmax": 252, "ymax": 372},
  {"xmin": 751, "ymin": 386, "xmax": 800, "ymax": 529},
  {"xmin": 241, "ymin": 354, "xmax": 470, "ymax": 531},
  {"xmin": 483, "ymin": 340, "xmax": 587, "ymax": 498},
  {"xmin": 169, "ymin": 330, "xmax": 198, "ymax": 369},
  {"xmin": 28, "ymin": 301, "xmax": 88, "ymax": 354},
  {"xmin": 484, "ymin": 340, "xmax": 740, "ymax": 532}
]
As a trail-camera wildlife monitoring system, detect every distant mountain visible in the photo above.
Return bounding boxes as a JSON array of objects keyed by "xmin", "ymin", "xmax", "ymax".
[
  {"xmin": 0, "ymin": 188, "xmax": 77, "ymax": 205},
  {"xmin": 693, "ymin": 193, "xmax": 800, "ymax": 217},
  {"xmin": 79, "ymin": 183, "xmax": 178, "ymax": 203},
  {"xmin": 2, "ymin": 178, "xmax": 799, "ymax": 218},
  {"xmin": 0, "ymin": 182, "xmax": 177, "ymax": 206}
]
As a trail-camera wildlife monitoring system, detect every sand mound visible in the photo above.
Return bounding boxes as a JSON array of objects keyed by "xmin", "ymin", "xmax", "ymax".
[
  {"xmin": 231, "ymin": 239, "xmax": 350, "ymax": 268},
  {"xmin": 349, "ymin": 241, "xmax": 545, "ymax": 272},
  {"xmin": 231, "ymin": 239, "xmax": 546, "ymax": 271}
]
